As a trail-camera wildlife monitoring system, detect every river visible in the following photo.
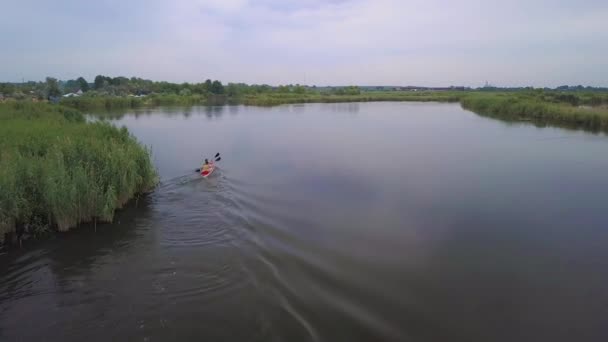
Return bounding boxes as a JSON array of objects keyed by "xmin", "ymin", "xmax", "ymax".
[{"xmin": 2, "ymin": 102, "xmax": 608, "ymax": 341}]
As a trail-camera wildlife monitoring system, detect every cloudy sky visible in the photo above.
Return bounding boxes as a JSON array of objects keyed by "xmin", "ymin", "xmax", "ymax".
[{"xmin": 1, "ymin": 0, "xmax": 606, "ymax": 86}]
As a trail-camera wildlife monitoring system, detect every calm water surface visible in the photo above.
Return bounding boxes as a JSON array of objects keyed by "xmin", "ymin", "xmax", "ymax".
[{"xmin": 2, "ymin": 102, "xmax": 608, "ymax": 341}]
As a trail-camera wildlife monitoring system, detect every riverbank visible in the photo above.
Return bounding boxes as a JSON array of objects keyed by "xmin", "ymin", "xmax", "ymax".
[
  {"xmin": 0, "ymin": 102, "xmax": 158, "ymax": 245},
  {"xmin": 61, "ymin": 90, "xmax": 608, "ymax": 133},
  {"xmin": 240, "ymin": 91, "xmax": 464, "ymax": 106},
  {"xmin": 59, "ymin": 94, "xmax": 208, "ymax": 110},
  {"xmin": 58, "ymin": 91, "xmax": 464, "ymax": 110},
  {"xmin": 460, "ymin": 93, "xmax": 608, "ymax": 132}
]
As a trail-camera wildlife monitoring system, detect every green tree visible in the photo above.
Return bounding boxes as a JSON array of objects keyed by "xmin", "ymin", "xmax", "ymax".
[
  {"xmin": 294, "ymin": 84, "xmax": 306, "ymax": 94},
  {"xmin": 192, "ymin": 83, "xmax": 206, "ymax": 94},
  {"xmin": 64, "ymin": 79, "xmax": 79, "ymax": 92},
  {"xmin": 77, "ymin": 77, "xmax": 89, "ymax": 92},
  {"xmin": 226, "ymin": 83, "xmax": 239, "ymax": 97},
  {"xmin": 210, "ymin": 80, "xmax": 224, "ymax": 94},
  {"xmin": 94, "ymin": 75, "xmax": 106, "ymax": 89},
  {"xmin": 110, "ymin": 76, "xmax": 129, "ymax": 86},
  {"xmin": 0, "ymin": 83, "xmax": 16, "ymax": 95},
  {"xmin": 203, "ymin": 79, "xmax": 213, "ymax": 93},
  {"xmin": 46, "ymin": 77, "xmax": 61, "ymax": 98}
]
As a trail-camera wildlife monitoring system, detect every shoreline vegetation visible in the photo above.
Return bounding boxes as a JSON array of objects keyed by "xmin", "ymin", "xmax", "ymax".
[
  {"xmin": 57, "ymin": 90, "xmax": 608, "ymax": 133},
  {"xmin": 2, "ymin": 75, "xmax": 607, "ymax": 132},
  {"xmin": 1, "ymin": 76, "xmax": 608, "ymax": 246},
  {"xmin": 52, "ymin": 77, "xmax": 608, "ymax": 133},
  {"xmin": 0, "ymin": 102, "xmax": 158, "ymax": 245},
  {"xmin": 460, "ymin": 93, "xmax": 608, "ymax": 132}
]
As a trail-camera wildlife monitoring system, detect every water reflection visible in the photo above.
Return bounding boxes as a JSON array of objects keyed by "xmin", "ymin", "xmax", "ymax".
[
  {"xmin": 229, "ymin": 105, "xmax": 239, "ymax": 115},
  {"xmin": 204, "ymin": 106, "xmax": 225, "ymax": 119},
  {"xmin": 326, "ymin": 102, "xmax": 360, "ymax": 113},
  {"xmin": 90, "ymin": 103, "xmax": 361, "ymax": 122},
  {"xmin": 0, "ymin": 196, "xmax": 154, "ymax": 298}
]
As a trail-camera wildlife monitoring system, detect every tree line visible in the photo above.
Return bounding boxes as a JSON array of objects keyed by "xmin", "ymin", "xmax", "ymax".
[{"xmin": 0, "ymin": 76, "xmax": 363, "ymax": 100}]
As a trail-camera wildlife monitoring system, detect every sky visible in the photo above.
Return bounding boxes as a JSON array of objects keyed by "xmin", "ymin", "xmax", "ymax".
[{"xmin": 0, "ymin": 0, "xmax": 607, "ymax": 87}]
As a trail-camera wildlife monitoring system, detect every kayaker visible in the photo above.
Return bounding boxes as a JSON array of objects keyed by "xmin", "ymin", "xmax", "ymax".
[{"xmin": 201, "ymin": 159, "xmax": 210, "ymax": 172}]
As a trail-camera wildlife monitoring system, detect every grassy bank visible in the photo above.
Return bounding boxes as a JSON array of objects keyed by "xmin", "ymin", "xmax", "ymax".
[
  {"xmin": 460, "ymin": 93, "xmax": 608, "ymax": 132},
  {"xmin": 0, "ymin": 102, "xmax": 158, "ymax": 244},
  {"xmin": 57, "ymin": 89, "xmax": 608, "ymax": 133},
  {"xmin": 240, "ymin": 91, "xmax": 465, "ymax": 106},
  {"xmin": 60, "ymin": 94, "xmax": 207, "ymax": 111},
  {"xmin": 58, "ymin": 91, "xmax": 465, "ymax": 111}
]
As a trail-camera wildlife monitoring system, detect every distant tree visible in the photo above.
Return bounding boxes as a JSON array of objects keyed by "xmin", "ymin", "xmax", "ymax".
[
  {"xmin": 64, "ymin": 79, "xmax": 79, "ymax": 92},
  {"xmin": 46, "ymin": 77, "xmax": 61, "ymax": 98},
  {"xmin": 203, "ymin": 79, "xmax": 213, "ymax": 93},
  {"xmin": 0, "ymin": 83, "xmax": 16, "ymax": 95},
  {"xmin": 346, "ymin": 86, "xmax": 361, "ymax": 95},
  {"xmin": 191, "ymin": 83, "xmax": 206, "ymax": 94},
  {"xmin": 210, "ymin": 80, "xmax": 224, "ymax": 94},
  {"xmin": 110, "ymin": 76, "xmax": 129, "ymax": 86},
  {"xmin": 253, "ymin": 84, "xmax": 272, "ymax": 93},
  {"xmin": 94, "ymin": 75, "xmax": 106, "ymax": 89},
  {"xmin": 332, "ymin": 86, "xmax": 360, "ymax": 95},
  {"xmin": 226, "ymin": 83, "xmax": 241, "ymax": 97},
  {"xmin": 293, "ymin": 84, "xmax": 306, "ymax": 94},
  {"xmin": 157, "ymin": 81, "xmax": 180, "ymax": 94},
  {"xmin": 77, "ymin": 77, "xmax": 89, "ymax": 92}
]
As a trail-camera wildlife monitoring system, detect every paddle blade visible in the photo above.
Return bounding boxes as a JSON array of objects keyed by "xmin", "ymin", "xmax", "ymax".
[
  {"xmin": 215, "ymin": 152, "xmax": 220, "ymax": 158},
  {"xmin": 215, "ymin": 156, "xmax": 221, "ymax": 162},
  {"xmin": 195, "ymin": 168, "xmax": 201, "ymax": 173}
]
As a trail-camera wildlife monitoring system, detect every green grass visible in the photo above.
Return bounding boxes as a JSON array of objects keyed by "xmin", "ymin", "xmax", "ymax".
[
  {"xmin": 240, "ymin": 91, "xmax": 465, "ymax": 106},
  {"xmin": 60, "ymin": 94, "xmax": 207, "ymax": 111},
  {"xmin": 58, "ymin": 91, "xmax": 465, "ymax": 111},
  {"xmin": 460, "ymin": 92, "xmax": 608, "ymax": 132},
  {"xmin": 60, "ymin": 96, "xmax": 145, "ymax": 110},
  {"xmin": 0, "ymin": 102, "xmax": 158, "ymax": 243}
]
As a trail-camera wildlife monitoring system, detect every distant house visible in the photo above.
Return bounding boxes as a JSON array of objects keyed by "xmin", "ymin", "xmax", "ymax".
[{"xmin": 61, "ymin": 89, "xmax": 83, "ymax": 98}]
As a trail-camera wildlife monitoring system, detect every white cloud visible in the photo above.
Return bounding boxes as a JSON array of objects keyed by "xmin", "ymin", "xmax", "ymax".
[{"xmin": 0, "ymin": 0, "xmax": 607, "ymax": 86}]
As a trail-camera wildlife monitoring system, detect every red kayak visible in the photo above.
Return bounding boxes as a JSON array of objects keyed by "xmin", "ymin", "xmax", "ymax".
[{"xmin": 200, "ymin": 162, "xmax": 215, "ymax": 178}]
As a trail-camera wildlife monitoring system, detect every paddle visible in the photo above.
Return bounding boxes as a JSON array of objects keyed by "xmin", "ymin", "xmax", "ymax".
[{"xmin": 195, "ymin": 153, "xmax": 221, "ymax": 172}]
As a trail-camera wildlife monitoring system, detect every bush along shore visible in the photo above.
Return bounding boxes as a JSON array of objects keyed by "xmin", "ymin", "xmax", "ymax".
[
  {"xmin": 239, "ymin": 91, "xmax": 465, "ymax": 106},
  {"xmin": 460, "ymin": 92, "xmax": 608, "ymax": 133},
  {"xmin": 59, "ymin": 94, "xmax": 209, "ymax": 110},
  {"xmin": 55, "ymin": 91, "xmax": 466, "ymax": 111},
  {"xmin": 0, "ymin": 102, "xmax": 158, "ymax": 245}
]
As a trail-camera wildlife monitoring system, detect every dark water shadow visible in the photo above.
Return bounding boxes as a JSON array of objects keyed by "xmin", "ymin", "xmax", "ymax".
[{"xmin": 0, "ymin": 195, "xmax": 155, "ymax": 303}]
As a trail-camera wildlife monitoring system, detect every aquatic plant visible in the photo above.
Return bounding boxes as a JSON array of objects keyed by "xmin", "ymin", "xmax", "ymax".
[
  {"xmin": 0, "ymin": 102, "xmax": 158, "ymax": 243},
  {"xmin": 460, "ymin": 93, "xmax": 608, "ymax": 132}
]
